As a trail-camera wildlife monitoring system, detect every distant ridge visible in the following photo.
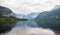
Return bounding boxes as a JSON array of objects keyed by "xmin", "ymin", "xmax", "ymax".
[
  {"xmin": 35, "ymin": 5, "xmax": 60, "ymax": 31},
  {"xmin": 53, "ymin": 5, "xmax": 60, "ymax": 10}
]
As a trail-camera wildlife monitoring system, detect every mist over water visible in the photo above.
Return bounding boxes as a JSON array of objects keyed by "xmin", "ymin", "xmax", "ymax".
[{"xmin": 1, "ymin": 21, "xmax": 57, "ymax": 35}]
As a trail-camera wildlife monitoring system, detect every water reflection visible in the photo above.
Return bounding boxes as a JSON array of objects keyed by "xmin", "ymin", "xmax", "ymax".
[
  {"xmin": 15, "ymin": 21, "xmax": 39, "ymax": 28},
  {"xmin": 36, "ymin": 21, "xmax": 59, "ymax": 30},
  {"xmin": 5, "ymin": 27, "xmax": 55, "ymax": 35},
  {"xmin": 35, "ymin": 21, "xmax": 60, "ymax": 35},
  {"xmin": 1, "ymin": 21, "xmax": 56, "ymax": 35},
  {"xmin": 0, "ymin": 22, "xmax": 16, "ymax": 35}
]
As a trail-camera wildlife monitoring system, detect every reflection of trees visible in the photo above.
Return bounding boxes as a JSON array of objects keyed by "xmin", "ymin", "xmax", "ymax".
[
  {"xmin": 0, "ymin": 22, "xmax": 16, "ymax": 35},
  {"xmin": 0, "ymin": 11, "xmax": 2, "ymax": 17}
]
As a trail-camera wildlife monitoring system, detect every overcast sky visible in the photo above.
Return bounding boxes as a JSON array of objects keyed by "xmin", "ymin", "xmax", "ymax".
[{"xmin": 0, "ymin": 0, "xmax": 60, "ymax": 14}]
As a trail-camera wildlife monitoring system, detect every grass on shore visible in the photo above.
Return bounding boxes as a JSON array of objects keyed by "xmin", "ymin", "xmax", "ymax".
[{"xmin": 0, "ymin": 17, "xmax": 28, "ymax": 22}]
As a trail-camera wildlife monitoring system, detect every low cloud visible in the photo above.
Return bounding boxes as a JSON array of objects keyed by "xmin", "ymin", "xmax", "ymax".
[{"xmin": 0, "ymin": 0, "xmax": 60, "ymax": 14}]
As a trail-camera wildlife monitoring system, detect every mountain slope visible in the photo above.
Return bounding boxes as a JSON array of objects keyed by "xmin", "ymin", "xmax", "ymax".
[
  {"xmin": 0, "ymin": 6, "xmax": 15, "ymax": 17},
  {"xmin": 35, "ymin": 5, "xmax": 60, "ymax": 31},
  {"xmin": 26, "ymin": 12, "xmax": 39, "ymax": 19},
  {"xmin": 15, "ymin": 12, "xmax": 39, "ymax": 19}
]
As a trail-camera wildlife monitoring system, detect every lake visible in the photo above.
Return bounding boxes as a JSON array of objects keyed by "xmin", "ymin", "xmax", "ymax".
[{"xmin": 0, "ymin": 21, "xmax": 60, "ymax": 35}]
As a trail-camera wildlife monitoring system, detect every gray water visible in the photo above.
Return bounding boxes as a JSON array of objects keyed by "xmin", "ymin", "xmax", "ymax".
[{"xmin": 1, "ymin": 21, "xmax": 59, "ymax": 35}]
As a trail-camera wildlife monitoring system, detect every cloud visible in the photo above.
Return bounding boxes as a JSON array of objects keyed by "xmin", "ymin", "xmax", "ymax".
[
  {"xmin": 4, "ymin": 27, "xmax": 56, "ymax": 35},
  {"xmin": 0, "ymin": 0, "xmax": 60, "ymax": 14}
]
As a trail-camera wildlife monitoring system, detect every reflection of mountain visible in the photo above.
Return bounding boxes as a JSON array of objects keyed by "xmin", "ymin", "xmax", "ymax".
[
  {"xmin": 16, "ymin": 21, "xmax": 38, "ymax": 27},
  {"xmin": 5, "ymin": 21, "xmax": 55, "ymax": 35},
  {"xmin": 0, "ymin": 22, "xmax": 16, "ymax": 34},
  {"xmin": 35, "ymin": 5, "xmax": 60, "ymax": 31}
]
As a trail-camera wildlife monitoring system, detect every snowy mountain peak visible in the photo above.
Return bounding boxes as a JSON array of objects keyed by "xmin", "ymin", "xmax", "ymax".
[{"xmin": 53, "ymin": 5, "xmax": 60, "ymax": 10}]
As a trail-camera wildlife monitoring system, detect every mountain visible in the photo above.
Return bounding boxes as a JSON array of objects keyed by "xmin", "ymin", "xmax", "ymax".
[
  {"xmin": 15, "ymin": 12, "xmax": 40, "ymax": 19},
  {"xmin": 15, "ymin": 14, "xmax": 26, "ymax": 18},
  {"xmin": 35, "ymin": 5, "xmax": 60, "ymax": 31},
  {"xmin": 53, "ymin": 5, "xmax": 60, "ymax": 10},
  {"xmin": 26, "ymin": 12, "xmax": 39, "ymax": 19},
  {"xmin": 0, "ymin": 6, "xmax": 15, "ymax": 17}
]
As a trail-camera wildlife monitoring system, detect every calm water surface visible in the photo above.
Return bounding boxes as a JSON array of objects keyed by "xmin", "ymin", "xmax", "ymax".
[{"xmin": 1, "ymin": 21, "xmax": 60, "ymax": 35}]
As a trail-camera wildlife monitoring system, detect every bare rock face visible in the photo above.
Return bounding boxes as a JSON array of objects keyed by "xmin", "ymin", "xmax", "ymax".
[{"xmin": 0, "ymin": 6, "xmax": 15, "ymax": 17}]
